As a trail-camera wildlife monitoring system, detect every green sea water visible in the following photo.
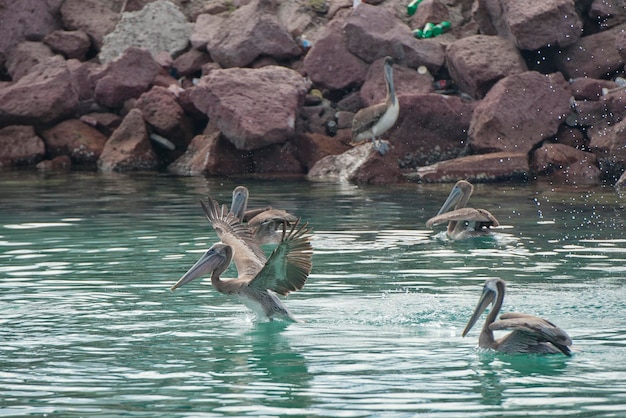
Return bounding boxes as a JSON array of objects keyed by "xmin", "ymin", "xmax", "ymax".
[{"xmin": 1, "ymin": 171, "xmax": 625, "ymax": 417}]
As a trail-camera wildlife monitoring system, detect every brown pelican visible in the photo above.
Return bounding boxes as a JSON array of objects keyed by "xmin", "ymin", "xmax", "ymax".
[
  {"xmin": 171, "ymin": 197, "xmax": 313, "ymax": 322},
  {"xmin": 351, "ymin": 56, "xmax": 399, "ymax": 155},
  {"xmin": 230, "ymin": 185, "xmax": 298, "ymax": 245},
  {"xmin": 426, "ymin": 180, "xmax": 499, "ymax": 240},
  {"xmin": 462, "ymin": 279, "xmax": 572, "ymax": 356}
]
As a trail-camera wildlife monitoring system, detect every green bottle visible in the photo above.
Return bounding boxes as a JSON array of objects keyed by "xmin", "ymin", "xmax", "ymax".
[
  {"xmin": 412, "ymin": 28, "xmax": 424, "ymax": 39},
  {"xmin": 407, "ymin": 0, "xmax": 422, "ymax": 16},
  {"xmin": 439, "ymin": 21, "xmax": 451, "ymax": 32},
  {"xmin": 422, "ymin": 22, "xmax": 435, "ymax": 38}
]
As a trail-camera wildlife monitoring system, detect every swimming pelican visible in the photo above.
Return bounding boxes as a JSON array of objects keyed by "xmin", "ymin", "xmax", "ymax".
[
  {"xmin": 426, "ymin": 180, "xmax": 499, "ymax": 240},
  {"xmin": 351, "ymin": 56, "xmax": 399, "ymax": 155},
  {"xmin": 462, "ymin": 278, "xmax": 572, "ymax": 356},
  {"xmin": 171, "ymin": 197, "xmax": 313, "ymax": 322},
  {"xmin": 230, "ymin": 185, "xmax": 298, "ymax": 245}
]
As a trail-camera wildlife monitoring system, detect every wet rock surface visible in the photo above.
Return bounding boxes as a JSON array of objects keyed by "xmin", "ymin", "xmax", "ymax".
[{"xmin": 0, "ymin": 0, "xmax": 624, "ymax": 187}]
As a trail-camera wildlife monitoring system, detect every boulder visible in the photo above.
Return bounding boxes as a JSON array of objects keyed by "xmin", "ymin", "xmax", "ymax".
[
  {"xmin": 589, "ymin": 117, "xmax": 626, "ymax": 166},
  {"xmin": 60, "ymin": 0, "xmax": 119, "ymax": 51},
  {"xmin": 588, "ymin": 0, "xmax": 626, "ymax": 29},
  {"xmin": 99, "ymin": 0, "xmax": 192, "ymax": 63},
  {"xmin": 172, "ymin": 49, "xmax": 211, "ymax": 77},
  {"xmin": 469, "ymin": 71, "xmax": 571, "ymax": 154},
  {"xmin": 474, "ymin": 0, "xmax": 582, "ymax": 50},
  {"xmin": 190, "ymin": 66, "xmax": 310, "ymax": 150},
  {"xmin": 98, "ymin": 108, "xmax": 159, "ymax": 171},
  {"xmin": 43, "ymin": 30, "xmax": 92, "ymax": 60},
  {"xmin": 0, "ymin": 56, "xmax": 79, "ymax": 127},
  {"xmin": 569, "ymin": 77, "xmax": 617, "ymax": 100},
  {"xmin": 136, "ymin": 86, "xmax": 194, "ymax": 150},
  {"xmin": 206, "ymin": 0, "xmax": 302, "ymax": 68},
  {"xmin": 0, "ymin": 0, "xmax": 61, "ymax": 68},
  {"xmin": 92, "ymin": 47, "xmax": 161, "ymax": 108},
  {"xmin": 190, "ymin": 13, "xmax": 224, "ymax": 50},
  {"xmin": 553, "ymin": 23, "xmax": 626, "ymax": 79},
  {"xmin": 252, "ymin": 142, "xmax": 304, "ymax": 174},
  {"xmin": 0, "ymin": 125, "xmax": 46, "ymax": 167},
  {"xmin": 388, "ymin": 93, "xmax": 475, "ymax": 168},
  {"xmin": 307, "ymin": 142, "xmax": 404, "ymax": 184},
  {"xmin": 36, "ymin": 155, "xmax": 72, "ymax": 171},
  {"xmin": 404, "ymin": 152, "xmax": 529, "ymax": 183},
  {"xmin": 531, "ymin": 143, "xmax": 600, "ymax": 185},
  {"xmin": 410, "ymin": 0, "xmax": 450, "ymax": 30},
  {"xmin": 344, "ymin": 3, "xmax": 445, "ymax": 73},
  {"xmin": 41, "ymin": 119, "xmax": 108, "ymax": 165},
  {"xmin": 445, "ymin": 35, "xmax": 527, "ymax": 99},
  {"xmin": 6, "ymin": 41, "xmax": 55, "ymax": 81},
  {"xmin": 167, "ymin": 132, "xmax": 253, "ymax": 176},
  {"xmin": 80, "ymin": 112, "xmax": 122, "ymax": 136},
  {"xmin": 293, "ymin": 132, "xmax": 352, "ymax": 171},
  {"xmin": 303, "ymin": 20, "xmax": 370, "ymax": 91}
]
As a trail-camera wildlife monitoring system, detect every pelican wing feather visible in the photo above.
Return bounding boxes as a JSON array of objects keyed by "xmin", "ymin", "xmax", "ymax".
[
  {"xmin": 248, "ymin": 220, "xmax": 313, "ymax": 295},
  {"xmin": 352, "ymin": 103, "xmax": 387, "ymax": 141},
  {"xmin": 491, "ymin": 313, "xmax": 572, "ymax": 355},
  {"xmin": 200, "ymin": 197, "xmax": 267, "ymax": 276},
  {"xmin": 426, "ymin": 208, "xmax": 499, "ymax": 228}
]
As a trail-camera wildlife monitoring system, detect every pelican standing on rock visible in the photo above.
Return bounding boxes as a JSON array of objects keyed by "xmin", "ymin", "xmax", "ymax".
[
  {"xmin": 426, "ymin": 180, "xmax": 499, "ymax": 240},
  {"xmin": 462, "ymin": 279, "xmax": 573, "ymax": 356},
  {"xmin": 171, "ymin": 197, "xmax": 313, "ymax": 322},
  {"xmin": 230, "ymin": 185, "xmax": 298, "ymax": 245},
  {"xmin": 351, "ymin": 56, "xmax": 399, "ymax": 155}
]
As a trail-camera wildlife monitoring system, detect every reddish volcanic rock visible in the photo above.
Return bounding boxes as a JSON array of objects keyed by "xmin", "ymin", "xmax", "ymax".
[
  {"xmin": 92, "ymin": 47, "xmax": 161, "ymax": 109},
  {"xmin": 409, "ymin": 0, "xmax": 450, "ymax": 29},
  {"xmin": 344, "ymin": 3, "xmax": 445, "ymax": 72},
  {"xmin": 43, "ymin": 30, "xmax": 91, "ymax": 60},
  {"xmin": 60, "ymin": 0, "xmax": 119, "ymax": 51},
  {"xmin": 445, "ymin": 35, "xmax": 527, "ymax": 99},
  {"xmin": 41, "ymin": 119, "xmax": 108, "ymax": 165},
  {"xmin": 206, "ymin": 0, "xmax": 302, "ymax": 68},
  {"xmin": 167, "ymin": 132, "xmax": 253, "ymax": 176},
  {"xmin": 405, "ymin": 152, "xmax": 529, "ymax": 183},
  {"xmin": 553, "ymin": 23, "xmax": 626, "ymax": 79},
  {"xmin": 569, "ymin": 77, "xmax": 617, "ymax": 100},
  {"xmin": 474, "ymin": 0, "xmax": 582, "ymax": 50},
  {"xmin": 293, "ymin": 132, "xmax": 352, "ymax": 171},
  {"xmin": 0, "ymin": 56, "xmax": 79, "ymax": 127},
  {"xmin": 589, "ymin": 117, "xmax": 626, "ymax": 165},
  {"xmin": 98, "ymin": 109, "xmax": 159, "ymax": 172},
  {"xmin": 0, "ymin": 125, "xmax": 46, "ymax": 167},
  {"xmin": 190, "ymin": 65, "xmax": 310, "ymax": 150},
  {"xmin": 36, "ymin": 155, "xmax": 72, "ymax": 171},
  {"xmin": 303, "ymin": 20, "xmax": 370, "ymax": 91},
  {"xmin": 0, "ymin": 0, "xmax": 61, "ymax": 68},
  {"xmin": 531, "ymin": 143, "xmax": 600, "ymax": 185},
  {"xmin": 387, "ymin": 93, "xmax": 475, "ymax": 168},
  {"xmin": 469, "ymin": 71, "xmax": 571, "ymax": 154},
  {"xmin": 173, "ymin": 49, "xmax": 211, "ymax": 77},
  {"xmin": 80, "ymin": 112, "xmax": 122, "ymax": 136},
  {"xmin": 6, "ymin": 41, "xmax": 56, "ymax": 81},
  {"xmin": 252, "ymin": 142, "xmax": 304, "ymax": 174}
]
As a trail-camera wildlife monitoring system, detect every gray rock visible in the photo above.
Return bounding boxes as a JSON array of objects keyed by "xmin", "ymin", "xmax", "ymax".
[{"xmin": 99, "ymin": 0, "xmax": 192, "ymax": 63}]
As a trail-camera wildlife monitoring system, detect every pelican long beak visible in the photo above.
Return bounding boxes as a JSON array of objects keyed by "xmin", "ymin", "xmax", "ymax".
[
  {"xmin": 230, "ymin": 186, "xmax": 248, "ymax": 221},
  {"xmin": 171, "ymin": 248, "xmax": 224, "ymax": 291},
  {"xmin": 436, "ymin": 185, "xmax": 462, "ymax": 216},
  {"xmin": 462, "ymin": 287, "xmax": 495, "ymax": 337}
]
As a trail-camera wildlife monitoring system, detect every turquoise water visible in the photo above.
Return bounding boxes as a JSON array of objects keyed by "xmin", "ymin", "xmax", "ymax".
[{"xmin": 1, "ymin": 171, "xmax": 625, "ymax": 417}]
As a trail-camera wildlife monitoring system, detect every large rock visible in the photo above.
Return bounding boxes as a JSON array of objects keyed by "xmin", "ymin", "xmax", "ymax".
[
  {"xmin": 40, "ymin": 119, "xmax": 108, "ymax": 165},
  {"xmin": 5, "ymin": 41, "xmax": 55, "ymax": 81},
  {"xmin": 190, "ymin": 66, "xmax": 310, "ymax": 150},
  {"xmin": 405, "ymin": 152, "xmax": 529, "ymax": 183},
  {"xmin": 0, "ymin": 0, "xmax": 61, "ymax": 68},
  {"xmin": 344, "ymin": 3, "xmax": 445, "ymax": 73},
  {"xmin": 474, "ymin": 0, "xmax": 582, "ymax": 50},
  {"xmin": 92, "ymin": 47, "xmax": 161, "ymax": 109},
  {"xmin": 252, "ymin": 143, "xmax": 304, "ymax": 174},
  {"xmin": 531, "ymin": 143, "xmax": 600, "ymax": 185},
  {"xmin": 206, "ymin": 0, "xmax": 302, "ymax": 68},
  {"xmin": 43, "ymin": 30, "xmax": 92, "ymax": 60},
  {"xmin": 60, "ymin": 0, "xmax": 119, "ymax": 51},
  {"xmin": 0, "ymin": 125, "xmax": 46, "ymax": 167},
  {"xmin": 136, "ymin": 86, "xmax": 194, "ymax": 148},
  {"xmin": 552, "ymin": 23, "xmax": 626, "ymax": 79},
  {"xmin": 98, "ymin": 108, "xmax": 159, "ymax": 171},
  {"xmin": 0, "ymin": 56, "xmax": 79, "ymax": 127},
  {"xmin": 172, "ymin": 49, "xmax": 211, "ymax": 77},
  {"xmin": 589, "ymin": 117, "xmax": 626, "ymax": 166},
  {"xmin": 388, "ymin": 93, "xmax": 475, "ymax": 168},
  {"xmin": 307, "ymin": 142, "xmax": 404, "ymax": 184},
  {"xmin": 445, "ymin": 35, "xmax": 527, "ymax": 99},
  {"xmin": 469, "ymin": 71, "xmax": 571, "ymax": 154},
  {"xmin": 190, "ymin": 13, "xmax": 224, "ymax": 50},
  {"xmin": 99, "ymin": 0, "xmax": 192, "ymax": 63},
  {"xmin": 167, "ymin": 132, "xmax": 253, "ymax": 176},
  {"xmin": 303, "ymin": 20, "xmax": 370, "ymax": 91},
  {"xmin": 293, "ymin": 132, "xmax": 352, "ymax": 171}
]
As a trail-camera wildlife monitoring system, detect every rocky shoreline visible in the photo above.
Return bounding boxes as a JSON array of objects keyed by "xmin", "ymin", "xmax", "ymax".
[{"xmin": 0, "ymin": 0, "xmax": 624, "ymax": 188}]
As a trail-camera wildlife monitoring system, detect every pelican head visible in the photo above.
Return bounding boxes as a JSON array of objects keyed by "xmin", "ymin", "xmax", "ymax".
[
  {"xmin": 230, "ymin": 186, "xmax": 249, "ymax": 221},
  {"xmin": 462, "ymin": 278, "xmax": 501, "ymax": 337},
  {"xmin": 383, "ymin": 56, "xmax": 395, "ymax": 95},
  {"xmin": 171, "ymin": 242, "xmax": 232, "ymax": 290},
  {"xmin": 436, "ymin": 180, "xmax": 473, "ymax": 216}
]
